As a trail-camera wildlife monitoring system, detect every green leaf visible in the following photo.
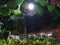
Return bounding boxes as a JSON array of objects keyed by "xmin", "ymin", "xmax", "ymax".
[
  {"xmin": 12, "ymin": 10, "xmax": 22, "ymax": 16},
  {"xmin": 34, "ymin": 0, "xmax": 47, "ymax": 6},
  {"xmin": 47, "ymin": 5, "xmax": 55, "ymax": 12},
  {"xmin": 0, "ymin": 7, "xmax": 11, "ymax": 16}
]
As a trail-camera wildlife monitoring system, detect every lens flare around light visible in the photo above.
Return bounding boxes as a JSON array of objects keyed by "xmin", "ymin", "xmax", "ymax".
[{"xmin": 28, "ymin": 3, "xmax": 34, "ymax": 10}]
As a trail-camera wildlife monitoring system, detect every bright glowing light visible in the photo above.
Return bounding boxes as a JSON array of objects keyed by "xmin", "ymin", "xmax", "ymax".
[{"xmin": 28, "ymin": 3, "xmax": 34, "ymax": 10}]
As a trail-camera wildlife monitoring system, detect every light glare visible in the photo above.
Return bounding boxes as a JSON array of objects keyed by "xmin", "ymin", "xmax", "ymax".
[{"xmin": 28, "ymin": 3, "xmax": 34, "ymax": 10}]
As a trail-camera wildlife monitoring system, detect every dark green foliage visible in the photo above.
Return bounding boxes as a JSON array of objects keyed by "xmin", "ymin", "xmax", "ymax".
[
  {"xmin": 37, "ymin": 7, "xmax": 44, "ymax": 15},
  {"xmin": 0, "ymin": 0, "xmax": 23, "ymax": 16},
  {"xmin": 34, "ymin": 0, "xmax": 60, "ymax": 28},
  {"xmin": 0, "ymin": 0, "xmax": 7, "ymax": 5},
  {"xmin": 0, "ymin": 7, "xmax": 11, "ymax": 16},
  {"xmin": 33, "ymin": 0, "xmax": 47, "ymax": 6},
  {"xmin": 47, "ymin": 5, "xmax": 55, "ymax": 12},
  {"xmin": 0, "ymin": 0, "xmax": 60, "ymax": 32},
  {"xmin": 11, "ymin": 10, "xmax": 22, "ymax": 16},
  {"xmin": 7, "ymin": 0, "xmax": 22, "ymax": 9}
]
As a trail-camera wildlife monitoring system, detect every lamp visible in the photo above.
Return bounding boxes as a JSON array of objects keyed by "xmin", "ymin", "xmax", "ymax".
[{"xmin": 28, "ymin": 3, "xmax": 34, "ymax": 10}]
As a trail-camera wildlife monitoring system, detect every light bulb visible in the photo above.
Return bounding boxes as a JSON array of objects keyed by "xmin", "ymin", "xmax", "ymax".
[{"xmin": 28, "ymin": 3, "xmax": 34, "ymax": 10}]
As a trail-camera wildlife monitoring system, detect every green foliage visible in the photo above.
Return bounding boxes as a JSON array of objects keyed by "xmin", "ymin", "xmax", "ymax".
[
  {"xmin": 0, "ymin": 0, "xmax": 7, "ymax": 6},
  {"xmin": 47, "ymin": 5, "xmax": 55, "ymax": 12},
  {"xmin": 0, "ymin": 36, "xmax": 58, "ymax": 45},
  {"xmin": 54, "ymin": 6, "xmax": 60, "ymax": 17},
  {"xmin": 55, "ymin": 10, "xmax": 60, "ymax": 17},
  {"xmin": 0, "ymin": 7, "xmax": 11, "ymax": 16},
  {"xmin": 7, "ymin": 0, "xmax": 23, "ymax": 9},
  {"xmin": 0, "ymin": 0, "xmax": 23, "ymax": 16},
  {"xmin": 11, "ymin": 10, "xmax": 22, "ymax": 16},
  {"xmin": 0, "ymin": 0, "xmax": 60, "ymax": 30},
  {"xmin": 0, "ymin": 40, "xmax": 3, "ymax": 45},
  {"xmin": 34, "ymin": 0, "xmax": 59, "ymax": 28},
  {"xmin": 8, "ymin": 0, "xmax": 23, "ymax": 5},
  {"xmin": 0, "ymin": 29, "xmax": 5, "ymax": 34},
  {"xmin": 34, "ymin": 0, "xmax": 47, "ymax": 6}
]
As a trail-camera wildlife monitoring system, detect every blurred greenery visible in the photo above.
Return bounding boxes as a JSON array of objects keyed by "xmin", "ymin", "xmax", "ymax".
[
  {"xmin": 0, "ymin": 36, "xmax": 58, "ymax": 45},
  {"xmin": 11, "ymin": 10, "xmax": 22, "ymax": 16},
  {"xmin": 0, "ymin": 0, "xmax": 23, "ymax": 16},
  {"xmin": 7, "ymin": 0, "xmax": 23, "ymax": 9},
  {"xmin": 0, "ymin": 0, "xmax": 60, "ymax": 16},
  {"xmin": 47, "ymin": 5, "xmax": 55, "ymax": 12},
  {"xmin": 33, "ymin": 0, "xmax": 47, "ymax": 6},
  {"xmin": 34, "ymin": 0, "xmax": 60, "ymax": 28},
  {"xmin": 0, "ymin": 7, "xmax": 11, "ymax": 16},
  {"xmin": 0, "ymin": 0, "xmax": 7, "ymax": 6},
  {"xmin": 37, "ymin": 7, "xmax": 44, "ymax": 15},
  {"xmin": 0, "ymin": 0, "xmax": 60, "ymax": 32}
]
